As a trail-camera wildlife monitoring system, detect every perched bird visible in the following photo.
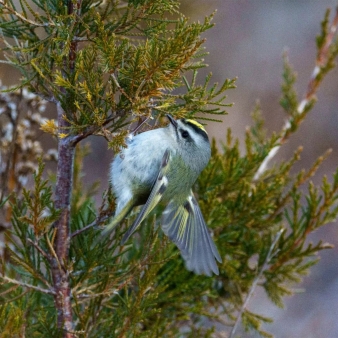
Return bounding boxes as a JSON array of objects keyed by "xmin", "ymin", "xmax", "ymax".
[{"xmin": 101, "ymin": 114, "xmax": 222, "ymax": 276}]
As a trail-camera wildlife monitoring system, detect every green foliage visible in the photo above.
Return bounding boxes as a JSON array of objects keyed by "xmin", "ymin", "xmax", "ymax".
[
  {"xmin": 20, "ymin": 160, "xmax": 60, "ymax": 237},
  {"xmin": 279, "ymin": 53, "xmax": 299, "ymax": 117},
  {"xmin": 0, "ymin": 301, "xmax": 26, "ymax": 338},
  {"xmin": 241, "ymin": 311, "xmax": 273, "ymax": 338},
  {"xmin": 4, "ymin": 116, "xmax": 338, "ymax": 337},
  {"xmin": 0, "ymin": 0, "xmax": 233, "ymax": 138},
  {"xmin": 1, "ymin": 161, "xmax": 59, "ymax": 336},
  {"xmin": 316, "ymin": 8, "xmax": 338, "ymax": 74},
  {"xmin": 1, "ymin": 1, "xmax": 338, "ymax": 338}
]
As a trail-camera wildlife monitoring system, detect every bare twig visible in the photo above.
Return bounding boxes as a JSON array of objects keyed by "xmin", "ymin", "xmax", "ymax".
[
  {"xmin": 71, "ymin": 214, "xmax": 111, "ymax": 238},
  {"xmin": 70, "ymin": 114, "xmax": 118, "ymax": 145},
  {"xmin": 110, "ymin": 73, "xmax": 133, "ymax": 102},
  {"xmin": 0, "ymin": 275, "xmax": 56, "ymax": 295},
  {"xmin": 229, "ymin": 229, "xmax": 283, "ymax": 338},
  {"xmin": 27, "ymin": 238, "xmax": 51, "ymax": 262},
  {"xmin": 45, "ymin": 230, "xmax": 62, "ymax": 271},
  {"xmin": 0, "ymin": 59, "xmax": 15, "ymax": 65},
  {"xmin": 131, "ymin": 116, "xmax": 150, "ymax": 134},
  {"xmin": 75, "ymin": 291, "xmax": 117, "ymax": 300},
  {"xmin": 254, "ymin": 8, "xmax": 338, "ymax": 180}
]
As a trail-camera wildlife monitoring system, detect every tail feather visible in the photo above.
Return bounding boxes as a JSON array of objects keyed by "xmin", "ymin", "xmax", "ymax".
[{"xmin": 162, "ymin": 193, "xmax": 222, "ymax": 276}]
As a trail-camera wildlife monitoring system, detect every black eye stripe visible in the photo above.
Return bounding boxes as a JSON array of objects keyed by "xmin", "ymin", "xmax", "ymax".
[{"xmin": 182, "ymin": 120, "xmax": 209, "ymax": 142}]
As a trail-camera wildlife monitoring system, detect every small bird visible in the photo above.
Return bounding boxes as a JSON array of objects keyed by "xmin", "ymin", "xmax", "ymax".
[{"xmin": 101, "ymin": 114, "xmax": 222, "ymax": 276}]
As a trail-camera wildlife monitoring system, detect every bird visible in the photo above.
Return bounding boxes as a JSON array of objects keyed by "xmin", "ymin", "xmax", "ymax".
[{"xmin": 100, "ymin": 114, "xmax": 222, "ymax": 276}]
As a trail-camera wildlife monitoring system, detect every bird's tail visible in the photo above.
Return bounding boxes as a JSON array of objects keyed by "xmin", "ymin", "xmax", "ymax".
[{"xmin": 161, "ymin": 192, "xmax": 222, "ymax": 276}]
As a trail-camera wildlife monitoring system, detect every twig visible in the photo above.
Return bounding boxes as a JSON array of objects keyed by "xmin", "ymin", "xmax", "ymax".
[
  {"xmin": 0, "ymin": 59, "xmax": 15, "ymax": 65},
  {"xmin": 0, "ymin": 275, "xmax": 56, "ymax": 295},
  {"xmin": 70, "ymin": 114, "xmax": 117, "ymax": 145},
  {"xmin": 131, "ymin": 116, "xmax": 150, "ymax": 134},
  {"xmin": 0, "ymin": 284, "xmax": 19, "ymax": 297},
  {"xmin": 110, "ymin": 73, "xmax": 133, "ymax": 102},
  {"xmin": 74, "ymin": 288, "xmax": 119, "ymax": 300},
  {"xmin": 229, "ymin": 229, "xmax": 283, "ymax": 338},
  {"xmin": 253, "ymin": 8, "xmax": 338, "ymax": 180},
  {"xmin": 45, "ymin": 230, "xmax": 62, "ymax": 271},
  {"xmin": 71, "ymin": 214, "xmax": 110, "ymax": 238},
  {"xmin": 27, "ymin": 238, "xmax": 51, "ymax": 262}
]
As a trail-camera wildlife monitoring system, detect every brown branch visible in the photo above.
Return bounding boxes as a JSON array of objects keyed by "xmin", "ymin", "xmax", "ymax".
[
  {"xmin": 51, "ymin": 102, "xmax": 75, "ymax": 337},
  {"xmin": 70, "ymin": 114, "xmax": 120, "ymax": 145},
  {"xmin": 50, "ymin": 0, "xmax": 83, "ymax": 332}
]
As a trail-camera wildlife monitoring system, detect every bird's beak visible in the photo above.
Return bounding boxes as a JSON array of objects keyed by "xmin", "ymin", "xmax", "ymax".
[{"xmin": 166, "ymin": 114, "xmax": 178, "ymax": 129}]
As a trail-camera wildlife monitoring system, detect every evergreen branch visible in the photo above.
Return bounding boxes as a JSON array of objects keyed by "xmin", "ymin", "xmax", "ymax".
[
  {"xmin": 5, "ymin": 242, "xmax": 54, "ymax": 290},
  {"xmin": 70, "ymin": 113, "xmax": 121, "ymax": 145},
  {"xmin": 264, "ymin": 149, "xmax": 332, "ymax": 224},
  {"xmin": 254, "ymin": 8, "xmax": 338, "ymax": 180},
  {"xmin": 73, "ymin": 276, "xmax": 133, "ymax": 302},
  {"xmin": 0, "ymin": 290, "xmax": 29, "ymax": 304},
  {"xmin": 1, "ymin": 2, "xmax": 336, "ymax": 336},
  {"xmin": 229, "ymin": 230, "xmax": 283, "ymax": 338},
  {"xmin": 269, "ymin": 169, "xmax": 338, "ymax": 274},
  {"xmin": 0, "ymin": 0, "xmax": 54, "ymax": 27},
  {"xmin": 0, "ymin": 275, "xmax": 56, "ymax": 295}
]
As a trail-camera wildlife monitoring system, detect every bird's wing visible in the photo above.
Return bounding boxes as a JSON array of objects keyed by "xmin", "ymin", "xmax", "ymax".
[
  {"xmin": 161, "ymin": 193, "xmax": 222, "ymax": 276},
  {"xmin": 121, "ymin": 148, "xmax": 171, "ymax": 244}
]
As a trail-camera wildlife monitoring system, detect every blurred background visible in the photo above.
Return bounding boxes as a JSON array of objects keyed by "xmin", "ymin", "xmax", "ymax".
[
  {"xmin": 1, "ymin": 1, "xmax": 338, "ymax": 337},
  {"xmin": 180, "ymin": 1, "xmax": 338, "ymax": 337}
]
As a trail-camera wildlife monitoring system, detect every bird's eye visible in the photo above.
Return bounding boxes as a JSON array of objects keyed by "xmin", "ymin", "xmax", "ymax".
[{"xmin": 181, "ymin": 130, "xmax": 189, "ymax": 138}]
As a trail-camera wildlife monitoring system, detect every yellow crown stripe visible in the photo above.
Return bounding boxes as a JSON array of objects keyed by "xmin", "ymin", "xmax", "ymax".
[{"xmin": 185, "ymin": 119, "xmax": 207, "ymax": 133}]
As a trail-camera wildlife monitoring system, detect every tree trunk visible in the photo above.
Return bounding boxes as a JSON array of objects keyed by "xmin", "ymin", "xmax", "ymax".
[{"xmin": 52, "ymin": 102, "xmax": 75, "ymax": 337}]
